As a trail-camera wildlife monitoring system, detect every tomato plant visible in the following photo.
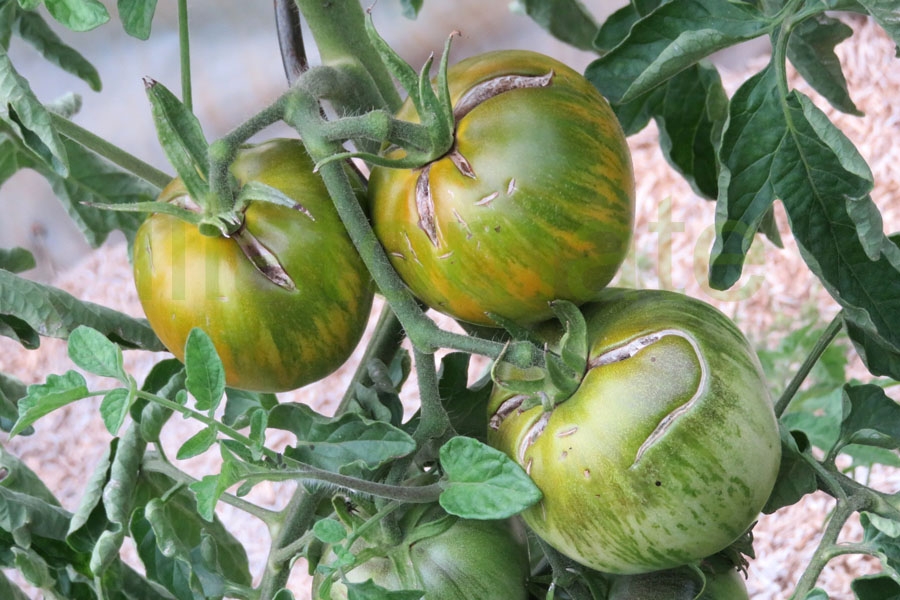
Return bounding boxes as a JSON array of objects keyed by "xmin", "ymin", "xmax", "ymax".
[
  {"xmin": 488, "ymin": 289, "xmax": 781, "ymax": 574},
  {"xmin": 312, "ymin": 503, "xmax": 530, "ymax": 599},
  {"xmin": 1, "ymin": 1, "xmax": 899, "ymax": 600},
  {"xmin": 133, "ymin": 139, "xmax": 374, "ymax": 393},
  {"xmin": 369, "ymin": 49, "xmax": 634, "ymax": 327}
]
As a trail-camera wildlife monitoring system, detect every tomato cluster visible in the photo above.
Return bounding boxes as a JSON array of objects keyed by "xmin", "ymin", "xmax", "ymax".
[{"xmin": 133, "ymin": 48, "xmax": 775, "ymax": 599}]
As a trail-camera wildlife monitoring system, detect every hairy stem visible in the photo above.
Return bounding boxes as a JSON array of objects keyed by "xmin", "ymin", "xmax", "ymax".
[
  {"xmin": 50, "ymin": 113, "xmax": 171, "ymax": 189},
  {"xmin": 178, "ymin": 0, "xmax": 192, "ymax": 111},
  {"xmin": 774, "ymin": 311, "xmax": 844, "ymax": 417}
]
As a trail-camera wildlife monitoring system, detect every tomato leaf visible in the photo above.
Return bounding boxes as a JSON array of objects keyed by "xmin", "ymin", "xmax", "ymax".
[
  {"xmin": 312, "ymin": 518, "xmax": 346, "ymax": 544},
  {"xmin": 0, "ymin": 268, "xmax": 163, "ymax": 350},
  {"xmin": 184, "ymin": 328, "xmax": 226, "ymax": 413},
  {"xmin": 270, "ymin": 403, "xmax": 417, "ymax": 473},
  {"xmin": 99, "ymin": 387, "xmax": 132, "ymax": 435},
  {"xmin": 846, "ymin": 304, "xmax": 900, "ymax": 381},
  {"xmin": 0, "ymin": 45, "xmax": 68, "ymax": 175},
  {"xmin": 222, "ymin": 388, "xmax": 277, "ymax": 430},
  {"xmin": 43, "ymin": 0, "xmax": 109, "ymax": 32},
  {"xmin": 787, "ymin": 14, "xmax": 861, "ymax": 116},
  {"xmin": 712, "ymin": 65, "xmax": 900, "ymax": 356},
  {"xmin": 9, "ymin": 371, "xmax": 89, "ymax": 437},
  {"xmin": 834, "ymin": 384, "xmax": 900, "ymax": 454},
  {"xmin": 145, "ymin": 79, "xmax": 209, "ymax": 201},
  {"xmin": 438, "ymin": 352, "xmax": 492, "ymax": 441},
  {"xmin": 851, "ymin": 574, "xmax": 900, "ymax": 600},
  {"xmin": 0, "ymin": 445, "xmax": 61, "ymax": 507},
  {"xmin": 438, "ymin": 436, "xmax": 542, "ymax": 519},
  {"xmin": 762, "ymin": 428, "xmax": 818, "ymax": 514},
  {"xmin": 398, "ymin": 0, "xmax": 423, "ymax": 19},
  {"xmin": 584, "ymin": 0, "xmax": 772, "ymax": 104},
  {"xmin": 344, "ymin": 579, "xmax": 424, "ymax": 600},
  {"xmin": 132, "ymin": 358, "xmax": 183, "ymax": 442},
  {"xmin": 130, "ymin": 472, "xmax": 252, "ymax": 599},
  {"xmin": 855, "ymin": 0, "xmax": 900, "ymax": 54},
  {"xmin": 12, "ymin": 9, "xmax": 101, "ymax": 91},
  {"xmin": 117, "ymin": 0, "xmax": 158, "ymax": 40},
  {"xmin": 0, "ymin": 247, "xmax": 35, "ymax": 274},
  {"xmin": 67, "ymin": 325, "xmax": 129, "ymax": 381},
  {"xmin": 858, "ymin": 513, "xmax": 900, "ymax": 596},
  {"xmin": 0, "ymin": 372, "xmax": 28, "ymax": 433},
  {"xmin": 518, "ymin": 0, "xmax": 599, "ymax": 51},
  {"xmin": 176, "ymin": 426, "xmax": 218, "ymax": 460}
]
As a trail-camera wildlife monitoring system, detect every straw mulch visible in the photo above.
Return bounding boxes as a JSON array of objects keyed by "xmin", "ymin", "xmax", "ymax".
[{"xmin": 1, "ymin": 14, "xmax": 898, "ymax": 599}]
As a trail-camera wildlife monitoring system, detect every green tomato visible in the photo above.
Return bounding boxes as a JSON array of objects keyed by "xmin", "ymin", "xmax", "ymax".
[
  {"xmin": 133, "ymin": 139, "xmax": 373, "ymax": 393},
  {"xmin": 313, "ymin": 506, "xmax": 530, "ymax": 600},
  {"xmin": 608, "ymin": 564, "xmax": 750, "ymax": 599},
  {"xmin": 487, "ymin": 289, "xmax": 781, "ymax": 574},
  {"xmin": 369, "ymin": 50, "xmax": 634, "ymax": 327}
]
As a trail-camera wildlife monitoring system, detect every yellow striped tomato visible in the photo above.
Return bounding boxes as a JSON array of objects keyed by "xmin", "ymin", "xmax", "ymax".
[{"xmin": 369, "ymin": 50, "xmax": 634, "ymax": 327}]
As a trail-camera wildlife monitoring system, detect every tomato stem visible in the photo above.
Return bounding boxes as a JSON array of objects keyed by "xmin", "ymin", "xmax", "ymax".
[
  {"xmin": 177, "ymin": 0, "xmax": 192, "ymax": 111},
  {"xmin": 773, "ymin": 311, "xmax": 844, "ymax": 417},
  {"xmin": 49, "ymin": 113, "xmax": 172, "ymax": 189}
]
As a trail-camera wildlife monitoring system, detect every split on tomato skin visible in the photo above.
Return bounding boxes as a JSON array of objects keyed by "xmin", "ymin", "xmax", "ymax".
[
  {"xmin": 133, "ymin": 139, "xmax": 375, "ymax": 393},
  {"xmin": 487, "ymin": 288, "xmax": 782, "ymax": 575},
  {"xmin": 369, "ymin": 49, "xmax": 636, "ymax": 327}
]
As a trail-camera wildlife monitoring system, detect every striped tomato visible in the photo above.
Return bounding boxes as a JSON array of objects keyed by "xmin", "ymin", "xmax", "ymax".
[
  {"xmin": 487, "ymin": 289, "xmax": 781, "ymax": 574},
  {"xmin": 133, "ymin": 139, "xmax": 373, "ymax": 393},
  {"xmin": 369, "ymin": 50, "xmax": 634, "ymax": 326}
]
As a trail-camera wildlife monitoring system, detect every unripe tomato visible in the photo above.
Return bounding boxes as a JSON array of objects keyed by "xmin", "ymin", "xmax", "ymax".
[
  {"xmin": 608, "ymin": 564, "xmax": 750, "ymax": 599},
  {"xmin": 369, "ymin": 50, "xmax": 634, "ymax": 327},
  {"xmin": 487, "ymin": 289, "xmax": 780, "ymax": 574},
  {"xmin": 312, "ymin": 506, "xmax": 530, "ymax": 599},
  {"xmin": 133, "ymin": 139, "xmax": 374, "ymax": 392}
]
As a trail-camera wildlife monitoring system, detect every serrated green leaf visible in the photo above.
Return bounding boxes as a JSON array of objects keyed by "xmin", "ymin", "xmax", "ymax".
[
  {"xmin": 100, "ymin": 387, "xmax": 132, "ymax": 435},
  {"xmin": 762, "ymin": 427, "xmax": 818, "ymax": 513},
  {"xmin": 66, "ymin": 441, "xmax": 115, "ymax": 553},
  {"xmin": 857, "ymin": 0, "xmax": 900, "ymax": 56},
  {"xmin": 312, "ymin": 518, "xmax": 346, "ymax": 544},
  {"xmin": 248, "ymin": 408, "xmax": 266, "ymax": 459},
  {"xmin": 585, "ymin": 0, "xmax": 772, "ymax": 104},
  {"xmin": 836, "ymin": 384, "xmax": 900, "ymax": 453},
  {"xmin": 270, "ymin": 403, "xmax": 417, "ymax": 473},
  {"xmin": 0, "ymin": 246, "xmax": 35, "ymax": 273},
  {"xmin": 847, "ymin": 319, "xmax": 900, "ymax": 380},
  {"xmin": 787, "ymin": 14, "xmax": 861, "ymax": 116},
  {"xmin": 220, "ymin": 387, "xmax": 276, "ymax": 429},
  {"xmin": 0, "ymin": 44, "xmax": 68, "ymax": 175},
  {"xmin": 13, "ymin": 9, "xmax": 101, "ymax": 90},
  {"xmin": 176, "ymin": 426, "xmax": 218, "ymax": 460},
  {"xmin": 184, "ymin": 328, "xmax": 225, "ymax": 412},
  {"xmin": 0, "ymin": 1, "xmax": 16, "ymax": 49},
  {"xmin": 0, "ymin": 445, "xmax": 60, "ymax": 506},
  {"xmin": 398, "ymin": 0, "xmax": 423, "ymax": 19},
  {"xmin": 0, "ymin": 371, "xmax": 27, "ymax": 433},
  {"xmin": 44, "ymin": 0, "xmax": 109, "ymax": 31},
  {"xmin": 10, "ymin": 370, "xmax": 89, "ymax": 436},
  {"xmin": 134, "ymin": 358, "xmax": 183, "ymax": 442},
  {"xmin": 852, "ymin": 574, "xmax": 900, "ymax": 600},
  {"xmin": 131, "ymin": 472, "xmax": 251, "ymax": 599},
  {"xmin": 438, "ymin": 352, "xmax": 492, "ymax": 441},
  {"xmin": 90, "ymin": 423, "xmax": 146, "ymax": 575},
  {"xmin": 43, "ymin": 135, "xmax": 157, "ymax": 248},
  {"xmin": 0, "ymin": 124, "xmax": 39, "ymax": 186},
  {"xmin": 712, "ymin": 64, "xmax": 900, "ymax": 355},
  {"xmin": 145, "ymin": 79, "xmax": 209, "ymax": 202},
  {"xmin": 438, "ymin": 436, "xmax": 541, "ymax": 519},
  {"xmin": 0, "ymin": 268, "xmax": 162, "ymax": 350},
  {"xmin": 519, "ymin": 0, "xmax": 599, "ymax": 51},
  {"xmin": 67, "ymin": 325, "xmax": 128, "ymax": 380},
  {"xmin": 0, "ymin": 485, "xmax": 72, "ymax": 547},
  {"xmin": 118, "ymin": 0, "xmax": 158, "ymax": 40}
]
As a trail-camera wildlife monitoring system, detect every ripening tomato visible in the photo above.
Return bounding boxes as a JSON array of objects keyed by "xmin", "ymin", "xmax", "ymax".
[
  {"xmin": 487, "ymin": 289, "xmax": 780, "ymax": 574},
  {"xmin": 133, "ymin": 139, "xmax": 373, "ymax": 392},
  {"xmin": 369, "ymin": 50, "xmax": 634, "ymax": 327}
]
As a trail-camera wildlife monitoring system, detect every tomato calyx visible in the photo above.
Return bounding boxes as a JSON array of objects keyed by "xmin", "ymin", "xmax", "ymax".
[{"xmin": 412, "ymin": 70, "xmax": 556, "ymax": 247}]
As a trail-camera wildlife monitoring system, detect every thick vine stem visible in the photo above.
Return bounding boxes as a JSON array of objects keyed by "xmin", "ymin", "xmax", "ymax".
[
  {"xmin": 282, "ymin": 84, "xmax": 506, "ymax": 360},
  {"xmin": 411, "ymin": 347, "xmax": 453, "ymax": 444}
]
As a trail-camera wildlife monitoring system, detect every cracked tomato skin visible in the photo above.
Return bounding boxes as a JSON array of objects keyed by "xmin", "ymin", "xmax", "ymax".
[
  {"xmin": 369, "ymin": 50, "xmax": 634, "ymax": 327},
  {"xmin": 133, "ymin": 139, "xmax": 374, "ymax": 393},
  {"xmin": 487, "ymin": 289, "xmax": 780, "ymax": 574}
]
